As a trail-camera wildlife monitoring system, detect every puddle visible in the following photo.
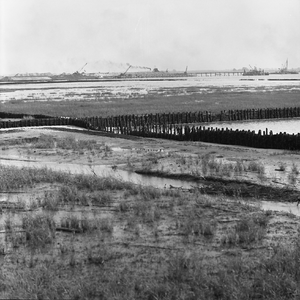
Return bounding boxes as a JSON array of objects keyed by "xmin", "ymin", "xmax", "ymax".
[
  {"xmin": 111, "ymin": 147, "xmax": 125, "ymax": 152},
  {"xmin": 261, "ymin": 200, "xmax": 300, "ymax": 216}
]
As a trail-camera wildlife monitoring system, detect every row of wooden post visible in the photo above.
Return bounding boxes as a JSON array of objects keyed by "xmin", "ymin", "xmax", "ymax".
[
  {"xmin": 1, "ymin": 106, "xmax": 300, "ymax": 129},
  {"xmin": 127, "ymin": 125, "xmax": 300, "ymax": 150},
  {"xmin": 84, "ymin": 106, "xmax": 300, "ymax": 130},
  {"xmin": 1, "ymin": 106, "xmax": 300, "ymax": 150}
]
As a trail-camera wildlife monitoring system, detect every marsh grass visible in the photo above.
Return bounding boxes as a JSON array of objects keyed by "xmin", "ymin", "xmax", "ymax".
[
  {"xmin": 39, "ymin": 191, "xmax": 60, "ymax": 210},
  {"xmin": 146, "ymin": 152, "xmax": 159, "ymax": 164},
  {"xmin": 234, "ymin": 160, "xmax": 246, "ymax": 174},
  {"xmin": 196, "ymin": 195, "xmax": 215, "ymax": 208},
  {"xmin": 291, "ymin": 162, "xmax": 299, "ymax": 175},
  {"xmin": 90, "ymin": 191, "xmax": 112, "ymax": 206},
  {"xmin": 162, "ymin": 188, "xmax": 182, "ymax": 198},
  {"xmin": 70, "ymin": 173, "xmax": 134, "ymax": 191},
  {"xmin": 123, "ymin": 188, "xmax": 139, "ymax": 199},
  {"xmin": 133, "ymin": 201, "xmax": 161, "ymax": 224},
  {"xmin": 221, "ymin": 212, "xmax": 269, "ymax": 246},
  {"xmin": 193, "ymin": 154, "xmax": 237, "ymax": 178},
  {"xmin": 60, "ymin": 215, "xmax": 96, "ymax": 233},
  {"xmin": 288, "ymin": 162, "xmax": 300, "ymax": 185},
  {"xmin": 179, "ymin": 206, "xmax": 216, "ymax": 239},
  {"xmin": 9, "ymin": 230, "xmax": 25, "ymax": 249},
  {"xmin": 2, "ymin": 89, "xmax": 300, "ymax": 118},
  {"xmin": 4, "ymin": 214, "xmax": 13, "ymax": 231},
  {"xmin": 32, "ymin": 134, "xmax": 100, "ymax": 152},
  {"xmin": 140, "ymin": 160, "xmax": 154, "ymax": 172},
  {"xmin": 278, "ymin": 161, "xmax": 287, "ymax": 171},
  {"xmin": 247, "ymin": 161, "xmax": 265, "ymax": 173},
  {"xmin": 98, "ymin": 218, "xmax": 114, "ymax": 234},
  {"xmin": 288, "ymin": 173, "xmax": 298, "ymax": 186},
  {"xmin": 257, "ymin": 168, "xmax": 267, "ymax": 182},
  {"xmin": 2, "ymin": 202, "xmax": 300, "ymax": 300},
  {"xmin": 138, "ymin": 185, "xmax": 161, "ymax": 201},
  {"xmin": 0, "ymin": 165, "xmax": 66, "ymax": 190},
  {"xmin": 0, "ymin": 164, "xmax": 137, "ymax": 193},
  {"xmin": 34, "ymin": 134, "xmax": 55, "ymax": 148},
  {"xmin": 182, "ymin": 217, "xmax": 215, "ymax": 238},
  {"xmin": 246, "ymin": 161, "xmax": 266, "ymax": 181},
  {"xmin": 165, "ymin": 242, "xmax": 300, "ymax": 299},
  {"xmin": 22, "ymin": 213, "xmax": 56, "ymax": 250},
  {"xmin": 118, "ymin": 201, "xmax": 131, "ymax": 212}
]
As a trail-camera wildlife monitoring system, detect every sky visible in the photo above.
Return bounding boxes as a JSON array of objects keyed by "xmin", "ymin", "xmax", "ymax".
[{"xmin": 1, "ymin": 0, "xmax": 300, "ymax": 75}]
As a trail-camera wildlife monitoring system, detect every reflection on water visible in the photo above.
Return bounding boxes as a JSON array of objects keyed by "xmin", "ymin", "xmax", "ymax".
[
  {"xmin": 1, "ymin": 74, "xmax": 300, "ymax": 102},
  {"xmin": 202, "ymin": 118, "xmax": 300, "ymax": 135},
  {"xmin": 0, "ymin": 159, "xmax": 198, "ymax": 190},
  {"xmin": 2, "ymin": 159, "xmax": 300, "ymax": 218},
  {"xmin": 261, "ymin": 200, "xmax": 300, "ymax": 216}
]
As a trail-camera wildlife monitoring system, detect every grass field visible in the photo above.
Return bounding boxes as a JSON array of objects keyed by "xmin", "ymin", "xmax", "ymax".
[
  {"xmin": 1, "ymin": 90, "xmax": 300, "ymax": 117},
  {"xmin": 1, "ymin": 163, "xmax": 299, "ymax": 299}
]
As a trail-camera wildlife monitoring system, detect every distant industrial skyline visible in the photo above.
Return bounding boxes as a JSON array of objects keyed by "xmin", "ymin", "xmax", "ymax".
[{"xmin": 1, "ymin": 0, "xmax": 300, "ymax": 75}]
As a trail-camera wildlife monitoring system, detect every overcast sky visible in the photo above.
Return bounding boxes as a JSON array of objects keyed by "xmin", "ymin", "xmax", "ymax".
[{"xmin": 1, "ymin": 0, "xmax": 300, "ymax": 75}]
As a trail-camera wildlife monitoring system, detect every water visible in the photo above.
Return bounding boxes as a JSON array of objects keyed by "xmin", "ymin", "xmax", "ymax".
[
  {"xmin": 0, "ymin": 158, "xmax": 198, "ymax": 190},
  {"xmin": 1, "ymin": 73, "xmax": 300, "ymax": 102},
  {"xmin": 261, "ymin": 201, "xmax": 300, "ymax": 216},
  {"xmin": 201, "ymin": 118, "xmax": 300, "ymax": 135},
  {"xmin": 1, "ymin": 74, "xmax": 300, "ymax": 216},
  {"xmin": 2, "ymin": 157, "xmax": 300, "ymax": 216}
]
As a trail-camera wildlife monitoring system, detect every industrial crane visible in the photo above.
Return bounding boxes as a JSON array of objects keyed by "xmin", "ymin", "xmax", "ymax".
[
  {"xmin": 75, "ymin": 63, "xmax": 87, "ymax": 74},
  {"xmin": 119, "ymin": 65, "xmax": 131, "ymax": 76},
  {"xmin": 184, "ymin": 66, "xmax": 188, "ymax": 75}
]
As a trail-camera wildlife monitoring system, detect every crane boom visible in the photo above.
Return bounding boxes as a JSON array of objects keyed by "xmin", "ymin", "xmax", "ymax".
[
  {"xmin": 78, "ymin": 63, "xmax": 87, "ymax": 73},
  {"xmin": 184, "ymin": 66, "xmax": 188, "ymax": 74},
  {"xmin": 120, "ymin": 65, "xmax": 131, "ymax": 76}
]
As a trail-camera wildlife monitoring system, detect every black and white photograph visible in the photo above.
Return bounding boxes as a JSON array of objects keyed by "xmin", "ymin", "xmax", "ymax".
[{"xmin": 0, "ymin": 0, "xmax": 300, "ymax": 298}]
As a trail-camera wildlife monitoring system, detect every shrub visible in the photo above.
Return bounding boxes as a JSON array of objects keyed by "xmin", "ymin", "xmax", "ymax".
[
  {"xmin": 222, "ymin": 213, "xmax": 269, "ymax": 246},
  {"xmin": 181, "ymin": 211, "xmax": 215, "ymax": 238},
  {"xmin": 40, "ymin": 191, "xmax": 60, "ymax": 211},
  {"xmin": 138, "ymin": 186, "xmax": 161, "ymax": 201},
  {"xmin": 58, "ymin": 185, "xmax": 78, "ymax": 203},
  {"xmin": 234, "ymin": 160, "xmax": 245, "ymax": 174},
  {"xmin": 60, "ymin": 215, "xmax": 96, "ymax": 233},
  {"xmin": 22, "ymin": 214, "xmax": 56, "ymax": 249},
  {"xmin": 90, "ymin": 191, "xmax": 112, "ymax": 206},
  {"xmin": 118, "ymin": 201, "xmax": 131, "ymax": 212},
  {"xmin": 34, "ymin": 134, "xmax": 55, "ymax": 148},
  {"xmin": 291, "ymin": 163, "xmax": 299, "ymax": 175},
  {"xmin": 98, "ymin": 218, "xmax": 114, "ymax": 233},
  {"xmin": 247, "ymin": 161, "xmax": 264, "ymax": 173}
]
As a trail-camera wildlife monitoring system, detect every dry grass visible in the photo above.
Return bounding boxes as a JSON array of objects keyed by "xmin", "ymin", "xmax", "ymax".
[
  {"xmin": 0, "ymin": 166, "xmax": 299, "ymax": 299},
  {"xmin": 1, "ymin": 90, "xmax": 300, "ymax": 117}
]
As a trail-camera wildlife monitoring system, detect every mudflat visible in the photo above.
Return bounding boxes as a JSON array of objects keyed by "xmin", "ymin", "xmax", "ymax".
[{"xmin": 1, "ymin": 126, "xmax": 300, "ymax": 299}]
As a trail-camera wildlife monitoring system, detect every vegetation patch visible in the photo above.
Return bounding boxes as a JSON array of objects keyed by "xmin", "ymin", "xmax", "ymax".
[{"xmin": 22, "ymin": 214, "xmax": 56, "ymax": 250}]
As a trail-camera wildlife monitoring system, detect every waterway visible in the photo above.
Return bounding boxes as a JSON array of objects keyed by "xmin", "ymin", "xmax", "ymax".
[
  {"xmin": 260, "ymin": 200, "xmax": 300, "ymax": 216},
  {"xmin": 0, "ymin": 158, "xmax": 197, "ymax": 190},
  {"xmin": 2, "ymin": 156, "xmax": 300, "ymax": 216},
  {"xmin": 1, "ymin": 73, "xmax": 299, "ymax": 102},
  {"xmin": 200, "ymin": 118, "xmax": 300, "ymax": 135}
]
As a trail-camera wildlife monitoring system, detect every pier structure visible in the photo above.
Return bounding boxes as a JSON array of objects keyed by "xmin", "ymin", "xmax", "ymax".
[{"xmin": 196, "ymin": 71, "xmax": 243, "ymax": 77}]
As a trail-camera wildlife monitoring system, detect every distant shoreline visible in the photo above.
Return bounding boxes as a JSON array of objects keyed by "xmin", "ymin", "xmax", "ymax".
[{"xmin": 0, "ymin": 77, "xmax": 189, "ymax": 85}]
